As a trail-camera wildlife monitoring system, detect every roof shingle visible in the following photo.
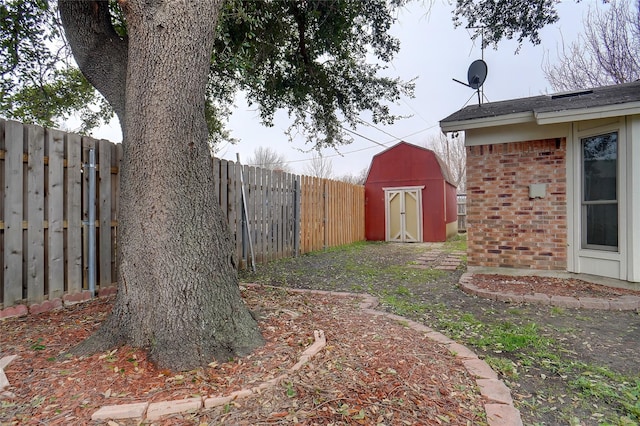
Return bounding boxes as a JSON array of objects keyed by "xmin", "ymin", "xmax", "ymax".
[{"xmin": 440, "ymin": 80, "xmax": 640, "ymax": 125}]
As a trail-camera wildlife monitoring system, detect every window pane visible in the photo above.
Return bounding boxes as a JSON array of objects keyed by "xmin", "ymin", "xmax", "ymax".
[
  {"xmin": 583, "ymin": 132, "xmax": 617, "ymax": 201},
  {"xmin": 585, "ymin": 204, "xmax": 618, "ymax": 247}
]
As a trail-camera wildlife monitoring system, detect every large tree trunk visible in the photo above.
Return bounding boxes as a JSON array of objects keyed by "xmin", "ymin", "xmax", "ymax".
[{"xmin": 60, "ymin": 0, "xmax": 264, "ymax": 371}]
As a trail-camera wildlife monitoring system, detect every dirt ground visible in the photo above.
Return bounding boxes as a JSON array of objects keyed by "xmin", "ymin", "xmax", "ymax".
[
  {"xmin": 240, "ymin": 241, "xmax": 640, "ymax": 425},
  {"xmin": 1, "ymin": 285, "xmax": 485, "ymax": 425}
]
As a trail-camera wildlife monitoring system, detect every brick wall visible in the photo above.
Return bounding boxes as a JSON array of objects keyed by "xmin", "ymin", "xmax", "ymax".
[{"xmin": 466, "ymin": 138, "xmax": 567, "ymax": 270}]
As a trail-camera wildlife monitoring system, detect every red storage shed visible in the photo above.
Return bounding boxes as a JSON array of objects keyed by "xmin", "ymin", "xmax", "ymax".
[{"xmin": 365, "ymin": 142, "xmax": 458, "ymax": 242}]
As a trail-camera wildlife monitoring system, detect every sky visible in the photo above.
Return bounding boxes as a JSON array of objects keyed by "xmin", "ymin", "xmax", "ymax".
[{"xmin": 91, "ymin": 0, "xmax": 598, "ymax": 177}]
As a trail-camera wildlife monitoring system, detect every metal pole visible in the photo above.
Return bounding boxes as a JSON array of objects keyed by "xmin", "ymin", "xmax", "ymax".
[
  {"xmin": 87, "ymin": 149, "xmax": 96, "ymax": 297},
  {"xmin": 293, "ymin": 176, "xmax": 300, "ymax": 257},
  {"xmin": 236, "ymin": 154, "xmax": 256, "ymax": 272}
]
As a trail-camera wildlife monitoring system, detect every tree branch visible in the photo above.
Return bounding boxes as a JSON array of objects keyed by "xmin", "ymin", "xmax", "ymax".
[{"xmin": 58, "ymin": 0, "xmax": 128, "ymax": 122}]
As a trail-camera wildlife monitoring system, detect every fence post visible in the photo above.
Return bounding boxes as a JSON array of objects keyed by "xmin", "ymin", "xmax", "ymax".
[{"xmin": 85, "ymin": 148, "xmax": 97, "ymax": 298}]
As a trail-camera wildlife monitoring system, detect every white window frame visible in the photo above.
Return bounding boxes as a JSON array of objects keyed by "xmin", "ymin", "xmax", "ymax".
[
  {"xmin": 580, "ymin": 130, "xmax": 619, "ymax": 252},
  {"xmin": 569, "ymin": 118, "xmax": 628, "ymax": 280}
]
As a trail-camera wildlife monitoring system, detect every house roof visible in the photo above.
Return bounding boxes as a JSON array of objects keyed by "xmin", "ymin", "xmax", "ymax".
[{"xmin": 440, "ymin": 80, "xmax": 640, "ymax": 132}]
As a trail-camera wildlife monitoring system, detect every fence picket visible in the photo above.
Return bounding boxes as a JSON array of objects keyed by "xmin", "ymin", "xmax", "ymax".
[
  {"xmin": 254, "ymin": 167, "xmax": 263, "ymax": 264},
  {"xmin": 3, "ymin": 120, "xmax": 23, "ymax": 307},
  {"xmin": 66, "ymin": 133, "xmax": 83, "ymax": 294},
  {"xmin": 244, "ymin": 165, "xmax": 253, "ymax": 266},
  {"xmin": 27, "ymin": 125, "xmax": 45, "ymax": 303},
  {"xmin": 47, "ymin": 129, "xmax": 65, "ymax": 299},
  {"xmin": 276, "ymin": 172, "xmax": 284, "ymax": 259},
  {"xmin": 98, "ymin": 139, "xmax": 113, "ymax": 289}
]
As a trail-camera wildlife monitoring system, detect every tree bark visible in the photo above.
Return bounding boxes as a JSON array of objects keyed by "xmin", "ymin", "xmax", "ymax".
[
  {"xmin": 58, "ymin": 1, "xmax": 128, "ymax": 121},
  {"xmin": 60, "ymin": 0, "xmax": 264, "ymax": 371}
]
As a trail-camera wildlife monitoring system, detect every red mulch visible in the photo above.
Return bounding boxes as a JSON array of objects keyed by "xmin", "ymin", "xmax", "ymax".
[
  {"xmin": 471, "ymin": 274, "xmax": 640, "ymax": 298},
  {"xmin": 0, "ymin": 286, "xmax": 484, "ymax": 425}
]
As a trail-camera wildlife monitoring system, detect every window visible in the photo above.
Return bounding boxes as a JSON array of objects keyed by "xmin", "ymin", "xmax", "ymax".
[{"xmin": 581, "ymin": 132, "xmax": 618, "ymax": 250}]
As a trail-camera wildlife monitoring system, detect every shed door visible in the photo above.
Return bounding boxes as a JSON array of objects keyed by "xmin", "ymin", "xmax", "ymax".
[{"xmin": 384, "ymin": 187, "xmax": 423, "ymax": 242}]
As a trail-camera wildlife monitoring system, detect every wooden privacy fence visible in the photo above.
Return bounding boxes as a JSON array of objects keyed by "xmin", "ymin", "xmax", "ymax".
[
  {"xmin": 214, "ymin": 159, "xmax": 300, "ymax": 268},
  {"xmin": 299, "ymin": 175, "xmax": 365, "ymax": 254},
  {"xmin": 212, "ymin": 159, "xmax": 365, "ymax": 268},
  {"xmin": 0, "ymin": 119, "xmax": 120, "ymax": 309},
  {"xmin": 1, "ymin": 120, "xmax": 365, "ymax": 308},
  {"xmin": 457, "ymin": 194, "xmax": 467, "ymax": 232}
]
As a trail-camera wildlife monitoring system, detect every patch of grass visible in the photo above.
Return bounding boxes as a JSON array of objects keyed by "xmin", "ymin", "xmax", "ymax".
[
  {"xmin": 417, "ymin": 302, "xmax": 640, "ymax": 424},
  {"xmin": 350, "ymin": 284, "xmax": 365, "ymax": 292},
  {"xmin": 381, "ymin": 295, "xmax": 428, "ymax": 316},
  {"xmin": 240, "ymin": 240, "xmax": 639, "ymax": 424},
  {"xmin": 472, "ymin": 322, "xmax": 553, "ymax": 352},
  {"xmin": 394, "ymin": 285, "xmax": 412, "ymax": 296},
  {"xmin": 383, "ymin": 265, "xmax": 445, "ymax": 283},
  {"xmin": 285, "ymin": 382, "xmax": 297, "ymax": 398},
  {"xmin": 315, "ymin": 240, "xmax": 371, "ymax": 255},
  {"xmin": 443, "ymin": 234, "xmax": 467, "ymax": 252},
  {"xmin": 565, "ymin": 364, "xmax": 640, "ymax": 423},
  {"xmin": 343, "ymin": 259, "xmax": 379, "ymax": 280},
  {"xmin": 483, "ymin": 355, "xmax": 520, "ymax": 379},
  {"xmin": 30, "ymin": 338, "xmax": 46, "ymax": 351},
  {"xmin": 550, "ymin": 306, "xmax": 565, "ymax": 316}
]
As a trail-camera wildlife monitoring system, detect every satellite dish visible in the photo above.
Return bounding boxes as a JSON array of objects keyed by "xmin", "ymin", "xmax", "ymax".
[
  {"xmin": 467, "ymin": 59, "xmax": 488, "ymax": 89},
  {"xmin": 452, "ymin": 58, "xmax": 489, "ymax": 105}
]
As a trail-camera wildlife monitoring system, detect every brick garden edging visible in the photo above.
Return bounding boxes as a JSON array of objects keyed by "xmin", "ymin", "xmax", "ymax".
[
  {"xmin": 0, "ymin": 287, "xmax": 118, "ymax": 320},
  {"xmin": 91, "ymin": 326, "xmax": 327, "ymax": 422},
  {"xmin": 459, "ymin": 272, "xmax": 640, "ymax": 311}
]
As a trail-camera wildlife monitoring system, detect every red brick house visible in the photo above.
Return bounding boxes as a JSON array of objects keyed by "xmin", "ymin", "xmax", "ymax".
[
  {"xmin": 440, "ymin": 81, "xmax": 640, "ymax": 283},
  {"xmin": 364, "ymin": 142, "xmax": 458, "ymax": 242}
]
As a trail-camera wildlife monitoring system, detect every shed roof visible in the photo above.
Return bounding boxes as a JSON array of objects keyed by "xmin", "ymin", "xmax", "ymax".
[
  {"xmin": 366, "ymin": 141, "xmax": 456, "ymax": 186},
  {"xmin": 440, "ymin": 80, "xmax": 640, "ymax": 132}
]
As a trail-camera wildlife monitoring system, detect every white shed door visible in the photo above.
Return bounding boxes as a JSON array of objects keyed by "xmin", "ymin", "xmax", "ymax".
[{"xmin": 384, "ymin": 187, "xmax": 423, "ymax": 242}]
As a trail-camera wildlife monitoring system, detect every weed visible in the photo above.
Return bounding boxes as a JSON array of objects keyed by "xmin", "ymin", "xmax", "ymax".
[
  {"xmin": 443, "ymin": 234, "xmax": 467, "ymax": 252},
  {"xmin": 350, "ymin": 284, "xmax": 364, "ymax": 292},
  {"xmin": 321, "ymin": 240, "xmax": 369, "ymax": 255},
  {"xmin": 285, "ymin": 382, "xmax": 296, "ymax": 398},
  {"xmin": 30, "ymin": 338, "xmax": 46, "ymax": 351},
  {"xmin": 381, "ymin": 294, "xmax": 428, "ymax": 316},
  {"xmin": 394, "ymin": 285, "xmax": 411, "ymax": 296},
  {"xmin": 472, "ymin": 322, "xmax": 552, "ymax": 352},
  {"xmin": 240, "ymin": 240, "xmax": 639, "ymax": 424},
  {"xmin": 384, "ymin": 265, "xmax": 445, "ymax": 283},
  {"xmin": 483, "ymin": 355, "xmax": 519, "ymax": 379}
]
